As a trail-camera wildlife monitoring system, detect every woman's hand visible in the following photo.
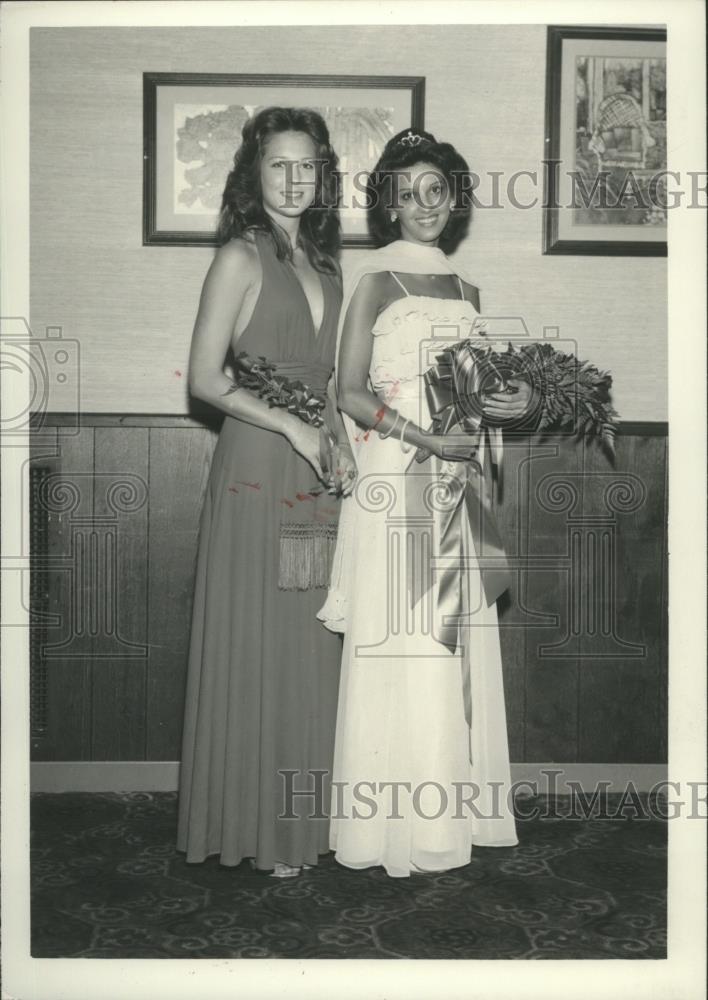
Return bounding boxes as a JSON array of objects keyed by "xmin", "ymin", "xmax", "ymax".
[
  {"xmin": 285, "ymin": 421, "xmax": 327, "ymax": 482},
  {"xmin": 427, "ymin": 430, "xmax": 480, "ymax": 463},
  {"xmin": 482, "ymin": 378, "xmax": 535, "ymax": 424},
  {"xmin": 329, "ymin": 442, "xmax": 357, "ymax": 497}
]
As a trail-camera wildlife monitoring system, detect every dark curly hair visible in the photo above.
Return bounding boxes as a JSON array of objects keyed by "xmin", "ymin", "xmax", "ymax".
[
  {"xmin": 216, "ymin": 106, "xmax": 341, "ymax": 274},
  {"xmin": 366, "ymin": 128, "xmax": 472, "ymax": 253}
]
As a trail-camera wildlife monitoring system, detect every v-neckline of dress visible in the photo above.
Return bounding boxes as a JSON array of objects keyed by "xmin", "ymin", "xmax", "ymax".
[{"xmin": 286, "ymin": 257, "xmax": 325, "ymax": 341}]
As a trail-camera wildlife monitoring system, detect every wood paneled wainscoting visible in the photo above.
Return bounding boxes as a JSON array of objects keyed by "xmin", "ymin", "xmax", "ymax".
[{"xmin": 28, "ymin": 414, "xmax": 668, "ymax": 792}]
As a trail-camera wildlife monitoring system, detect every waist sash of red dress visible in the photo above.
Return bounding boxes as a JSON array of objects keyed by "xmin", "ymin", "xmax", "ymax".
[{"xmin": 274, "ymin": 361, "xmax": 341, "ymax": 591}]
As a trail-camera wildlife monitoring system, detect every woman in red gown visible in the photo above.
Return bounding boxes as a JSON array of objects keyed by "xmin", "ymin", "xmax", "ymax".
[{"xmin": 177, "ymin": 107, "xmax": 355, "ymax": 877}]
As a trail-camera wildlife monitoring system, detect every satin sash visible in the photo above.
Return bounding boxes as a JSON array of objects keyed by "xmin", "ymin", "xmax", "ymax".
[{"xmin": 406, "ymin": 443, "xmax": 510, "ymax": 640}]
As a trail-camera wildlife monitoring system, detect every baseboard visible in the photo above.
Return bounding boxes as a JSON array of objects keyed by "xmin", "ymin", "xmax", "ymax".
[
  {"xmin": 509, "ymin": 762, "xmax": 668, "ymax": 794},
  {"xmin": 31, "ymin": 761, "xmax": 180, "ymax": 792},
  {"xmin": 35, "ymin": 412, "xmax": 668, "ymax": 435},
  {"xmin": 30, "ymin": 761, "xmax": 669, "ymax": 794}
]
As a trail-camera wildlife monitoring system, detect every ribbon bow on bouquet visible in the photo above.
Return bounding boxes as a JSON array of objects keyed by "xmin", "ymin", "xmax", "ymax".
[
  {"xmin": 414, "ymin": 339, "xmax": 509, "ymax": 470},
  {"xmin": 406, "ymin": 339, "xmax": 514, "ymax": 651}
]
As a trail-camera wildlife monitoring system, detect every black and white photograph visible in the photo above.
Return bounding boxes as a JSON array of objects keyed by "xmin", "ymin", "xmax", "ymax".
[{"xmin": 0, "ymin": 2, "xmax": 705, "ymax": 999}]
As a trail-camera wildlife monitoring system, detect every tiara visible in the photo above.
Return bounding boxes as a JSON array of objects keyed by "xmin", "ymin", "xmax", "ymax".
[{"xmin": 397, "ymin": 130, "xmax": 427, "ymax": 148}]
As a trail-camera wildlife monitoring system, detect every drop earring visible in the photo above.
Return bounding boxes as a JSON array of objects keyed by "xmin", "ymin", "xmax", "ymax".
[{"xmin": 390, "ymin": 212, "xmax": 398, "ymax": 223}]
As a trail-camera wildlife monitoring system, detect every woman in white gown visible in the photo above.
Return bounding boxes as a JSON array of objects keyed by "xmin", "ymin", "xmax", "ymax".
[{"xmin": 318, "ymin": 129, "xmax": 532, "ymax": 877}]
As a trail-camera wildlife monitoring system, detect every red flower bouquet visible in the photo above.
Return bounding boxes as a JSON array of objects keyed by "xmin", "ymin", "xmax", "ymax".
[{"xmin": 223, "ymin": 351, "xmax": 327, "ymax": 427}]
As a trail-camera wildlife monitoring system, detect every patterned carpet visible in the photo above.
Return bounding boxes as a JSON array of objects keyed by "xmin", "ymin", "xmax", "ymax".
[{"xmin": 30, "ymin": 791, "xmax": 666, "ymax": 959}]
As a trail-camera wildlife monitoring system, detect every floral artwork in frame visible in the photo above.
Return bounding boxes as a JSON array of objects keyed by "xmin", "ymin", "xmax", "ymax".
[{"xmin": 143, "ymin": 72, "xmax": 425, "ymax": 248}]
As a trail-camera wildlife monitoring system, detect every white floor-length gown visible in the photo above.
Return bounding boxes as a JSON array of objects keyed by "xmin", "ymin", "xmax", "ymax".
[{"xmin": 318, "ymin": 259, "xmax": 519, "ymax": 878}]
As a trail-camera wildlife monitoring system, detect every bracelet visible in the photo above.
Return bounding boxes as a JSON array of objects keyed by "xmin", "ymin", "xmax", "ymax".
[
  {"xmin": 377, "ymin": 409, "xmax": 400, "ymax": 440},
  {"xmin": 399, "ymin": 419, "xmax": 412, "ymax": 453}
]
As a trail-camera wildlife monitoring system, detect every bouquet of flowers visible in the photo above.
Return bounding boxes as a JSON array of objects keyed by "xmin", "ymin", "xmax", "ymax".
[
  {"xmin": 419, "ymin": 338, "xmax": 620, "ymax": 460},
  {"xmin": 223, "ymin": 351, "xmax": 327, "ymax": 427}
]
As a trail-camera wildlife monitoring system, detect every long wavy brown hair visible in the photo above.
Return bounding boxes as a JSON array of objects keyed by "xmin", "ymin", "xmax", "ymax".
[{"xmin": 216, "ymin": 106, "xmax": 341, "ymax": 274}]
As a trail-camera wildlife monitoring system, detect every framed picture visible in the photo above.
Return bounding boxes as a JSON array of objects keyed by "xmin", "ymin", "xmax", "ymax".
[
  {"xmin": 543, "ymin": 26, "xmax": 667, "ymax": 256},
  {"xmin": 143, "ymin": 72, "xmax": 425, "ymax": 248}
]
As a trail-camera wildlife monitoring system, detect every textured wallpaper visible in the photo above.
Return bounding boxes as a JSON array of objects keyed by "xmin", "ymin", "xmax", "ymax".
[{"xmin": 30, "ymin": 25, "xmax": 667, "ymax": 418}]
